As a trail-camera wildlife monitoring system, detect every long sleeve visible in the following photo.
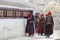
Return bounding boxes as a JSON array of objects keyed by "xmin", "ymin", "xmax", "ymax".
[
  {"xmin": 24, "ymin": 16, "xmax": 28, "ymax": 19},
  {"xmin": 51, "ymin": 16, "xmax": 54, "ymax": 25}
]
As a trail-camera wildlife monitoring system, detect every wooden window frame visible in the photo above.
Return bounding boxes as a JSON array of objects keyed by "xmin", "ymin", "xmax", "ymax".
[{"xmin": 0, "ymin": 8, "xmax": 33, "ymax": 18}]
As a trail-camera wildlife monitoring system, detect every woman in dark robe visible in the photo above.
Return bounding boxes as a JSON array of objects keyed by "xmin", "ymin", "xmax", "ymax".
[
  {"xmin": 45, "ymin": 11, "xmax": 54, "ymax": 38},
  {"xmin": 36, "ymin": 14, "xmax": 45, "ymax": 35},
  {"xmin": 34, "ymin": 13, "xmax": 39, "ymax": 29},
  {"xmin": 25, "ymin": 12, "xmax": 34, "ymax": 36}
]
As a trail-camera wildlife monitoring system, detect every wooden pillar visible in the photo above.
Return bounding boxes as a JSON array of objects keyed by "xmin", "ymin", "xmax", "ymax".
[
  {"xmin": 20, "ymin": 11, "xmax": 23, "ymax": 17},
  {"xmin": 3, "ymin": 9, "xmax": 7, "ymax": 17},
  {"xmin": 13, "ymin": 10, "xmax": 16, "ymax": 18}
]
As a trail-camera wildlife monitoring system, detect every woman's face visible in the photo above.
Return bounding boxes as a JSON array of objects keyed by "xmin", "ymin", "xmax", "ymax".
[{"xmin": 49, "ymin": 14, "xmax": 51, "ymax": 16}]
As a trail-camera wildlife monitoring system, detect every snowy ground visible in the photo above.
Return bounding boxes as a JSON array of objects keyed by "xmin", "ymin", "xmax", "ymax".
[
  {"xmin": 7, "ymin": 30, "xmax": 60, "ymax": 40},
  {"xmin": 0, "ymin": 19, "xmax": 60, "ymax": 40}
]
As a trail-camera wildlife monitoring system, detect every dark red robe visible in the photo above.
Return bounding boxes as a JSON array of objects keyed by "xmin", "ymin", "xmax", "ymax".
[
  {"xmin": 36, "ymin": 17, "xmax": 45, "ymax": 35},
  {"xmin": 25, "ymin": 13, "xmax": 34, "ymax": 36}
]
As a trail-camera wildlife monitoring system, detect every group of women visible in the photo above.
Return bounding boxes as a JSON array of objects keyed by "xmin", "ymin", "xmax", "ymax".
[{"xmin": 25, "ymin": 11, "xmax": 54, "ymax": 38}]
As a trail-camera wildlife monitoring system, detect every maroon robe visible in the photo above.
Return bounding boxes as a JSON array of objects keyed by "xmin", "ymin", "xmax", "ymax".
[
  {"xmin": 36, "ymin": 17, "xmax": 45, "ymax": 35},
  {"xmin": 25, "ymin": 13, "xmax": 34, "ymax": 36}
]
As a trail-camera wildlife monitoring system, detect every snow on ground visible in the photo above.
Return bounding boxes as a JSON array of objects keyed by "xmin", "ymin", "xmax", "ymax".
[
  {"xmin": 8, "ymin": 37, "xmax": 54, "ymax": 40},
  {"xmin": 0, "ymin": 18, "xmax": 27, "ymax": 40},
  {"xmin": 0, "ymin": 30, "xmax": 59, "ymax": 40},
  {"xmin": 8, "ymin": 30, "xmax": 60, "ymax": 40},
  {"xmin": 0, "ymin": 18, "xmax": 60, "ymax": 40}
]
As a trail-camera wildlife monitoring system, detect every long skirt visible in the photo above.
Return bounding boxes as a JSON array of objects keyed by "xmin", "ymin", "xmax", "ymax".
[
  {"xmin": 45, "ymin": 24, "xmax": 53, "ymax": 36},
  {"xmin": 36, "ymin": 23, "xmax": 44, "ymax": 35},
  {"xmin": 25, "ymin": 22, "xmax": 34, "ymax": 35}
]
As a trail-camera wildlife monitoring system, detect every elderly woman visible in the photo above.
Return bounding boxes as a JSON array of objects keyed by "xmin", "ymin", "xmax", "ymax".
[
  {"xmin": 34, "ymin": 13, "xmax": 39, "ymax": 29},
  {"xmin": 45, "ymin": 11, "xmax": 54, "ymax": 38},
  {"xmin": 25, "ymin": 12, "xmax": 34, "ymax": 36},
  {"xmin": 36, "ymin": 14, "xmax": 45, "ymax": 35}
]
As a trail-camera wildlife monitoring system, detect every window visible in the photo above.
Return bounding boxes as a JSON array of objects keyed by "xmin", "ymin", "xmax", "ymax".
[
  {"xmin": 7, "ymin": 10, "xmax": 13, "ymax": 17},
  {"xmin": 16, "ymin": 11, "xmax": 20, "ymax": 17},
  {"xmin": 0, "ymin": 8, "xmax": 33, "ymax": 18},
  {"xmin": 0, "ymin": 10, "xmax": 3, "ymax": 17}
]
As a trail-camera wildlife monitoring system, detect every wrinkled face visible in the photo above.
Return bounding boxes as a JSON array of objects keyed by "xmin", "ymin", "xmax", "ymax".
[{"xmin": 49, "ymin": 14, "xmax": 51, "ymax": 16}]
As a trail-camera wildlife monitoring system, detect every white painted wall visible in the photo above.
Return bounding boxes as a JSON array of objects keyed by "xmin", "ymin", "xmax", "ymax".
[{"xmin": 0, "ymin": 18, "xmax": 27, "ymax": 40}]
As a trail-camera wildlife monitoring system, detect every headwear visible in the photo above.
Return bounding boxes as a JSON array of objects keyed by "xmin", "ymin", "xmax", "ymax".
[
  {"xmin": 48, "ymin": 11, "xmax": 52, "ymax": 15},
  {"xmin": 35, "ymin": 13, "xmax": 39, "ymax": 16}
]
